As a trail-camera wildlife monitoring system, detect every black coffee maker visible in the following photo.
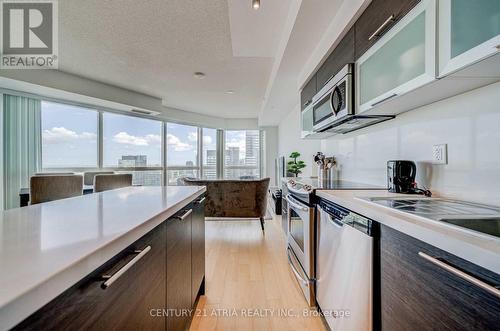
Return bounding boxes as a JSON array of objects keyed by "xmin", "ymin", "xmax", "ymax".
[{"xmin": 387, "ymin": 160, "xmax": 416, "ymax": 193}]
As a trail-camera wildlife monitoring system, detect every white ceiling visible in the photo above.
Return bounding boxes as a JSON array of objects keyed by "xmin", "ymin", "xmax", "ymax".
[
  {"xmin": 57, "ymin": 0, "xmax": 364, "ymax": 122},
  {"xmin": 58, "ymin": 0, "xmax": 293, "ymax": 119}
]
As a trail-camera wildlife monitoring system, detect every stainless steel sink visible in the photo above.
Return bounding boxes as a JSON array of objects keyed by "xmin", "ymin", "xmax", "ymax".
[{"xmin": 362, "ymin": 197, "xmax": 500, "ymax": 238}]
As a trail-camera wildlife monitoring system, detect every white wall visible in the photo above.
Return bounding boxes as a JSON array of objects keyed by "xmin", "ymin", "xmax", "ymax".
[
  {"xmin": 320, "ymin": 82, "xmax": 500, "ymax": 206},
  {"xmin": 261, "ymin": 126, "xmax": 279, "ymax": 186},
  {"xmin": 278, "ymin": 104, "xmax": 321, "ymax": 177}
]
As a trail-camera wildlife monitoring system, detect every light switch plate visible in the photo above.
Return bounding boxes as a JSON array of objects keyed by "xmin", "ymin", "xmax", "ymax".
[{"xmin": 432, "ymin": 144, "xmax": 447, "ymax": 164}]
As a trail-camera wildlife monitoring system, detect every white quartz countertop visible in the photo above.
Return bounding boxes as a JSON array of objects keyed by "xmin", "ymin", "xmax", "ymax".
[
  {"xmin": 316, "ymin": 190, "xmax": 500, "ymax": 275},
  {"xmin": 0, "ymin": 186, "xmax": 205, "ymax": 330}
]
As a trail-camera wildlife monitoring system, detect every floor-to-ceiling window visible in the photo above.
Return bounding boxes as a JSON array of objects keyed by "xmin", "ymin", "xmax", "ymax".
[
  {"xmin": 166, "ymin": 123, "xmax": 199, "ymax": 185},
  {"xmin": 102, "ymin": 112, "xmax": 163, "ymax": 186},
  {"xmin": 41, "ymin": 101, "xmax": 98, "ymax": 169},
  {"xmin": 37, "ymin": 99, "xmax": 263, "ymax": 185},
  {"xmin": 223, "ymin": 130, "xmax": 260, "ymax": 179}
]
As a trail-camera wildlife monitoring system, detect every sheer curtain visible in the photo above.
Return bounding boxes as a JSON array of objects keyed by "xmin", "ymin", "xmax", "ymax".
[{"xmin": 2, "ymin": 94, "xmax": 41, "ymax": 209}]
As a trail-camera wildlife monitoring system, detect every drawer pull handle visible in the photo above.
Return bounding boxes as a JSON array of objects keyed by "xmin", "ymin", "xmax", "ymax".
[
  {"xmin": 418, "ymin": 252, "xmax": 500, "ymax": 299},
  {"xmin": 287, "ymin": 247, "xmax": 309, "ymax": 286},
  {"xmin": 371, "ymin": 93, "xmax": 398, "ymax": 107},
  {"xmin": 101, "ymin": 246, "xmax": 151, "ymax": 289},
  {"xmin": 196, "ymin": 197, "xmax": 206, "ymax": 204},
  {"xmin": 175, "ymin": 209, "xmax": 193, "ymax": 220},
  {"xmin": 368, "ymin": 15, "xmax": 395, "ymax": 41}
]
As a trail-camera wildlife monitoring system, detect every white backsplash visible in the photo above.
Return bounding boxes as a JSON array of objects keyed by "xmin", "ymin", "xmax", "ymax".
[
  {"xmin": 278, "ymin": 82, "xmax": 500, "ymax": 205},
  {"xmin": 278, "ymin": 105, "xmax": 322, "ymax": 178},
  {"xmin": 320, "ymin": 81, "xmax": 500, "ymax": 205}
]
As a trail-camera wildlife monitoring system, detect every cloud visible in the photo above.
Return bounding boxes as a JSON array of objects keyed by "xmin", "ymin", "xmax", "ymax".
[
  {"xmin": 188, "ymin": 132, "xmax": 213, "ymax": 146},
  {"xmin": 43, "ymin": 127, "xmax": 97, "ymax": 144},
  {"xmin": 203, "ymin": 135, "xmax": 213, "ymax": 145},
  {"xmin": 187, "ymin": 132, "xmax": 197, "ymax": 142},
  {"xmin": 166, "ymin": 134, "xmax": 193, "ymax": 151},
  {"xmin": 113, "ymin": 132, "xmax": 161, "ymax": 146}
]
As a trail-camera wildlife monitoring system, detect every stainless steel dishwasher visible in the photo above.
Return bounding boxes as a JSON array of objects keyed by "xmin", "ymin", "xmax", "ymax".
[{"xmin": 316, "ymin": 199, "xmax": 375, "ymax": 331}]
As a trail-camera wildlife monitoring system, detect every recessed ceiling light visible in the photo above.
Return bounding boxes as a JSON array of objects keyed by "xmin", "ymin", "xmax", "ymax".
[
  {"xmin": 225, "ymin": 90, "xmax": 235, "ymax": 94},
  {"xmin": 193, "ymin": 72, "xmax": 206, "ymax": 79},
  {"xmin": 252, "ymin": 0, "xmax": 260, "ymax": 10}
]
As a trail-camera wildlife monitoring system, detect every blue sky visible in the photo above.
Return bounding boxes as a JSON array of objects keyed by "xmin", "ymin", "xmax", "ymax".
[{"xmin": 41, "ymin": 101, "xmax": 219, "ymax": 168}]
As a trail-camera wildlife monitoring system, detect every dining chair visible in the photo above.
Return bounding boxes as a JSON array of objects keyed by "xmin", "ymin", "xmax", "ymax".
[
  {"xmin": 83, "ymin": 171, "xmax": 114, "ymax": 185},
  {"xmin": 30, "ymin": 175, "xmax": 83, "ymax": 205},
  {"xmin": 93, "ymin": 174, "xmax": 133, "ymax": 193}
]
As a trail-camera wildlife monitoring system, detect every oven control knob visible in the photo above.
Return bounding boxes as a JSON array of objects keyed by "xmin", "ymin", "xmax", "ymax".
[{"xmin": 303, "ymin": 184, "xmax": 312, "ymax": 191}]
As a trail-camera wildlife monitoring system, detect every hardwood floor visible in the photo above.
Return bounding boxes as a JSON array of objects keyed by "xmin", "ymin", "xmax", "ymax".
[{"xmin": 189, "ymin": 215, "xmax": 326, "ymax": 331}]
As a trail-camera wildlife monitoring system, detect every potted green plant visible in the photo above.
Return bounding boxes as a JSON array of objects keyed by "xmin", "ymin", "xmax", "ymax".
[{"xmin": 287, "ymin": 152, "xmax": 306, "ymax": 177}]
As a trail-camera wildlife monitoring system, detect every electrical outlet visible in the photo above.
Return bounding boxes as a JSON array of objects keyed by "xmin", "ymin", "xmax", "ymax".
[{"xmin": 432, "ymin": 144, "xmax": 447, "ymax": 164}]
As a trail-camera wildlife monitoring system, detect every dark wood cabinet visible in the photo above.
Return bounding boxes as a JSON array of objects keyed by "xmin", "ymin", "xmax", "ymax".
[
  {"xmin": 354, "ymin": 0, "xmax": 420, "ymax": 60},
  {"xmin": 166, "ymin": 207, "xmax": 192, "ymax": 331},
  {"xmin": 379, "ymin": 225, "xmax": 500, "ymax": 331},
  {"xmin": 316, "ymin": 27, "xmax": 355, "ymax": 89},
  {"xmin": 191, "ymin": 197, "xmax": 205, "ymax": 306},
  {"xmin": 300, "ymin": 74, "xmax": 316, "ymax": 111},
  {"xmin": 15, "ymin": 196, "xmax": 206, "ymax": 331},
  {"xmin": 14, "ymin": 223, "xmax": 167, "ymax": 331}
]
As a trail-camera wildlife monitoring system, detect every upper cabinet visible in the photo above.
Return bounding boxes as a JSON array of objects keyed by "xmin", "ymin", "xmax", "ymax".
[
  {"xmin": 300, "ymin": 74, "xmax": 316, "ymax": 111},
  {"xmin": 316, "ymin": 27, "xmax": 355, "ymax": 89},
  {"xmin": 356, "ymin": 0, "xmax": 436, "ymax": 113},
  {"xmin": 438, "ymin": 0, "xmax": 500, "ymax": 77},
  {"xmin": 355, "ymin": 0, "xmax": 421, "ymax": 60}
]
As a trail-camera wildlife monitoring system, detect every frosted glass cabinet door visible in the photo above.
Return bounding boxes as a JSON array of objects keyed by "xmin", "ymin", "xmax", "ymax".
[
  {"xmin": 356, "ymin": 0, "xmax": 436, "ymax": 113},
  {"xmin": 301, "ymin": 105, "xmax": 314, "ymax": 138},
  {"xmin": 439, "ymin": 0, "xmax": 500, "ymax": 77}
]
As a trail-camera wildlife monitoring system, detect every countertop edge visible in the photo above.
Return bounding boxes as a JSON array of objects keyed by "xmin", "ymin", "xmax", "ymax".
[
  {"xmin": 316, "ymin": 190, "xmax": 500, "ymax": 275},
  {"xmin": 0, "ymin": 187, "xmax": 205, "ymax": 331}
]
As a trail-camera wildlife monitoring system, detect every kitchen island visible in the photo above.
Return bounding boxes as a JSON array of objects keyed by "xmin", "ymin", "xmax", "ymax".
[{"xmin": 0, "ymin": 186, "xmax": 206, "ymax": 331}]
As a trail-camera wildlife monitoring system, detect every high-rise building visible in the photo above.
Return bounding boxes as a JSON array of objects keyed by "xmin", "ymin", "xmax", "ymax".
[
  {"xmin": 225, "ymin": 147, "xmax": 240, "ymax": 166},
  {"xmin": 245, "ymin": 131, "xmax": 259, "ymax": 167},
  {"xmin": 118, "ymin": 155, "xmax": 147, "ymax": 167},
  {"xmin": 224, "ymin": 147, "xmax": 240, "ymax": 179},
  {"xmin": 204, "ymin": 150, "xmax": 217, "ymax": 179}
]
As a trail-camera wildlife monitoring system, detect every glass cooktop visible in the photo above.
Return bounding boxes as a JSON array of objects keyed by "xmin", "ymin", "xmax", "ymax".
[{"xmin": 364, "ymin": 197, "xmax": 500, "ymax": 238}]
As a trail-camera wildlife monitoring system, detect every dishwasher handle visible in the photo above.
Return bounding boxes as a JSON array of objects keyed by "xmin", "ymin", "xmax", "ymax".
[{"xmin": 318, "ymin": 205, "xmax": 344, "ymax": 228}]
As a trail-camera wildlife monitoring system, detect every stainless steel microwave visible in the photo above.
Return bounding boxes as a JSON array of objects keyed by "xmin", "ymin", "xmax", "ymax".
[{"xmin": 312, "ymin": 64, "xmax": 354, "ymax": 132}]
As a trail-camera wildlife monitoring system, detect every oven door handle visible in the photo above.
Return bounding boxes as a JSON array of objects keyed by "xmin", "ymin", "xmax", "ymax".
[
  {"xmin": 286, "ymin": 194, "xmax": 309, "ymax": 212},
  {"xmin": 287, "ymin": 247, "xmax": 309, "ymax": 286}
]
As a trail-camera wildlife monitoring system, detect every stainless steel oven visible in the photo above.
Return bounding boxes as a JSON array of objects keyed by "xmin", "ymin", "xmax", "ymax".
[{"xmin": 286, "ymin": 193, "xmax": 315, "ymax": 306}]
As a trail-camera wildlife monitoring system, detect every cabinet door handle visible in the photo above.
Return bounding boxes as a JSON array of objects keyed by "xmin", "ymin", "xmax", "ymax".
[
  {"xmin": 418, "ymin": 252, "xmax": 500, "ymax": 299},
  {"xmin": 195, "ymin": 197, "xmax": 206, "ymax": 204},
  {"xmin": 368, "ymin": 14, "xmax": 395, "ymax": 41},
  {"xmin": 101, "ymin": 246, "xmax": 151, "ymax": 289},
  {"xmin": 175, "ymin": 209, "xmax": 193, "ymax": 220},
  {"xmin": 371, "ymin": 93, "xmax": 398, "ymax": 107}
]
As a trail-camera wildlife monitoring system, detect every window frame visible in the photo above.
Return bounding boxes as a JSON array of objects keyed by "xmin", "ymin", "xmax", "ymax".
[
  {"xmin": 40, "ymin": 101, "xmax": 100, "ymax": 170},
  {"xmin": 36, "ymin": 98, "xmax": 263, "ymax": 184},
  {"xmin": 222, "ymin": 129, "xmax": 261, "ymax": 179}
]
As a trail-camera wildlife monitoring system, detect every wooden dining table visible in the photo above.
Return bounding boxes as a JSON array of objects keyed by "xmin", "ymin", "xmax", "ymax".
[{"xmin": 19, "ymin": 185, "xmax": 94, "ymax": 207}]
